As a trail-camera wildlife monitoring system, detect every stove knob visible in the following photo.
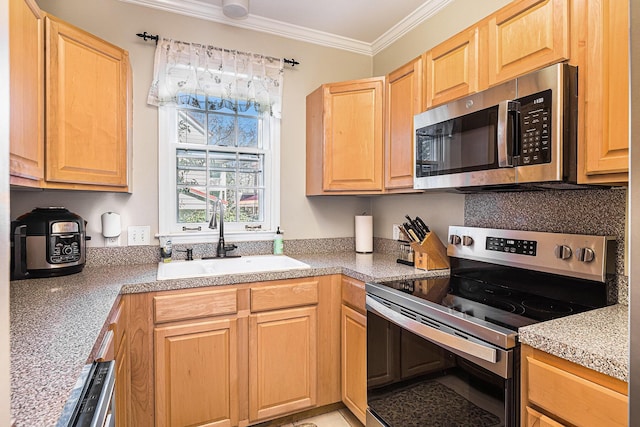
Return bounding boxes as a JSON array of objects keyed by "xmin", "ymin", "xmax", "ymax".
[
  {"xmin": 576, "ymin": 247, "xmax": 595, "ymax": 263},
  {"xmin": 449, "ymin": 235, "xmax": 461, "ymax": 245},
  {"xmin": 554, "ymin": 244, "xmax": 572, "ymax": 260},
  {"xmin": 462, "ymin": 235, "xmax": 474, "ymax": 246}
]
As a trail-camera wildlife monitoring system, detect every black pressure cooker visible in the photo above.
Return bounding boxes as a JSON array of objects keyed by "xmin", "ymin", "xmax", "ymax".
[{"xmin": 11, "ymin": 207, "xmax": 87, "ymax": 280}]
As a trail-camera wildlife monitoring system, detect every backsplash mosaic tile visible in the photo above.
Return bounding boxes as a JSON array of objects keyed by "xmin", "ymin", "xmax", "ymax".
[{"xmin": 464, "ymin": 187, "xmax": 628, "ymax": 304}]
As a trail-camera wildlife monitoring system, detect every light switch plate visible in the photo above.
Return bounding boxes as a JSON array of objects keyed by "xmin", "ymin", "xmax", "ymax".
[{"xmin": 128, "ymin": 225, "xmax": 151, "ymax": 246}]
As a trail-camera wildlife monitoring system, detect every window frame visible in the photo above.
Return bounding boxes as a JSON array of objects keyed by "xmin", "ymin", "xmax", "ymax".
[{"xmin": 158, "ymin": 105, "xmax": 280, "ymax": 244}]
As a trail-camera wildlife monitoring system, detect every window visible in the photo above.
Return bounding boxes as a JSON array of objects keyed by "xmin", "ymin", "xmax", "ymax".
[
  {"xmin": 159, "ymin": 96, "xmax": 279, "ymax": 241},
  {"xmin": 150, "ymin": 39, "xmax": 284, "ymax": 243}
]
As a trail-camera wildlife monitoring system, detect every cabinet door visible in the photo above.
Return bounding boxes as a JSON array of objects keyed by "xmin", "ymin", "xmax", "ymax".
[
  {"xmin": 525, "ymin": 406, "xmax": 566, "ymax": 427},
  {"xmin": 385, "ymin": 58, "xmax": 422, "ymax": 190},
  {"xmin": 341, "ymin": 304, "xmax": 366, "ymax": 425},
  {"xmin": 155, "ymin": 318, "xmax": 238, "ymax": 427},
  {"xmin": 425, "ymin": 26, "xmax": 479, "ymax": 108},
  {"xmin": 45, "ymin": 16, "xmax": 129, "ymax": 189},
  {"xmin": 323, "ymin": 78, "xmax": 384, "ymax": 192},
  {"xmin": 577, "ymin": 0, "xmax": 629, "ymax": 183},
  {"xmin": 9, "ymin": 0, "xmax": 44, "ymax": 184},
  {"xmin": 488, "ymin": 0, "xmax": 569, "ymax": 86},
  {"xmin": 249, "ymin": 306, "xmax": 317, "ymax": 421}
]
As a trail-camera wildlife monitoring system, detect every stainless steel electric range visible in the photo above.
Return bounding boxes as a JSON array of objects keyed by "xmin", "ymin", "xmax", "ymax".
[{"xmin": 366, "ymin": 226, "xmax": 616, "ymax": 427}]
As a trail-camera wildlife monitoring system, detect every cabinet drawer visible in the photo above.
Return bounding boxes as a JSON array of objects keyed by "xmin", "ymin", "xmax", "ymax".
[
  {"xmin": 154, "ymin": 288, "xmax": 237, "ymax": 324},
  {"xmin": 251, "ymin": 279, "xmax": 318, "ymax": 312},
  {"xmin": 341, "ymin": 277, "xmax": 365, "ymax": 313},
  {"xmin": 526, "ymin": 357, "xmax": 628, "ymax": 427}
]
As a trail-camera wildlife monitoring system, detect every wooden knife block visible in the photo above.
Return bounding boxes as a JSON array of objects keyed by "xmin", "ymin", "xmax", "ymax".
[{"xmin": 410, "ymin": 231, "xmax": 450, "ymax": 270}]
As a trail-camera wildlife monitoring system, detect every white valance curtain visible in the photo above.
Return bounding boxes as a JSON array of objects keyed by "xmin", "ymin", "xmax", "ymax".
[{"xmin": 148, "ymin": 38, "xmax": 284, "ymax": 118}]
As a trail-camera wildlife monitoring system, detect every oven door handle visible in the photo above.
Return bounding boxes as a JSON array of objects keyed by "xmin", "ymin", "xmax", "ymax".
[{"xmin": 366, "ymin": 296, "xmax": 498, "ymax": 363}]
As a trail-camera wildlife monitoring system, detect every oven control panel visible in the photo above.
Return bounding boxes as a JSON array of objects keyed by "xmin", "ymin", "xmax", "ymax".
[
  {"xmin": 448, "ymin": 226, "xmax": 615, "ymax": 282},
  {"xmin": 486, "ymin": 237, "xmax": 537, "ymax": 256}
]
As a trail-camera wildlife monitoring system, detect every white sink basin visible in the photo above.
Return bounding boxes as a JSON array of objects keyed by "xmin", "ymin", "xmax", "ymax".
[{"xmin": 157, "ymin": 255, "xmax": 311, "ymax": 280}]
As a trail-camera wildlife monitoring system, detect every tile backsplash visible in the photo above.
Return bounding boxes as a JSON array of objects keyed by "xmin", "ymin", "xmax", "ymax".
[{"xmin": 464, "ymin": 187, "xmax": 628, "ymax": 304}]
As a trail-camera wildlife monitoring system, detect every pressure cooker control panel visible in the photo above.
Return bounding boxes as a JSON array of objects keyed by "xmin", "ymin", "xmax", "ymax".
[{"xmin": 49, "ymin": 221, "xmax": 83, "ymax": 264}]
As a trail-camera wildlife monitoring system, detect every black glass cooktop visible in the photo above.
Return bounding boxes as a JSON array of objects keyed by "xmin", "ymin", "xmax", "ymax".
[{"xmin": 378, "ymin": 258, "xmax": 609, "ymax": 332}]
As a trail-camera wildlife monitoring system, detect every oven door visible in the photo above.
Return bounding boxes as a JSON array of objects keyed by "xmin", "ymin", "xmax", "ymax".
[{"xmin": 366, "ymin": 296, "xmax": 518, "ymax": 427}]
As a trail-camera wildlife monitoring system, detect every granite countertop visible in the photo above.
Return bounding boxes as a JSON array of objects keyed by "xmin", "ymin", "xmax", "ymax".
[
  {"xmin": 10, "ymin": 252, "xmax": 447, "ymax": 426},
  {"xmin": 11, "ymin": 251, "xmax": 631, "ymax": 425},
  {"xmin": 519, "ymin": 304, "xmax": 629, "ymax": 382}
]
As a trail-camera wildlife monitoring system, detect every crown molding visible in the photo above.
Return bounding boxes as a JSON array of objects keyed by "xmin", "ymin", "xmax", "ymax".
[
  {"xmin": 120, "ymin": 0, "xmax": 450, "ymax": 57},
  {"xmin": 371, "ymin": 0, "xmax": 453, "ymax": 55}
]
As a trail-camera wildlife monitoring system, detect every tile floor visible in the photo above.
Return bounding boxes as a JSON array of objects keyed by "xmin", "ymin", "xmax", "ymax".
[{"xmin": 279, "ymin": 408, "xmax": 363, "ymax": 427}]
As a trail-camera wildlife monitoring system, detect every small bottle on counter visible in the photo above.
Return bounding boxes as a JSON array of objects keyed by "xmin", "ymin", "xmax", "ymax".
[{"xmin": 273, "ymin": 227, "xmax": 283, "ymax": 255}]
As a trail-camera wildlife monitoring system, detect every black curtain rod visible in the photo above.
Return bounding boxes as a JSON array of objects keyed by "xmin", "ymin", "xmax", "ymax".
[{"xmin": 135, "ymin": 32, "xmax": 300, "ymax": 67}]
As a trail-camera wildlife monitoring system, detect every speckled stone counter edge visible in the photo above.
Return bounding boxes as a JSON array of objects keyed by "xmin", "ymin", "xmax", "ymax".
[{"xmin": 519, "ymin": 304, "xmax": 629, "ymax": 382}]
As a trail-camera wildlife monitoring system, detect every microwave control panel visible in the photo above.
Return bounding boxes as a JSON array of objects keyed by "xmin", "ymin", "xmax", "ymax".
[{"xmin": 517, "ymin": 89, "xmax": 552, "ymax": 166}]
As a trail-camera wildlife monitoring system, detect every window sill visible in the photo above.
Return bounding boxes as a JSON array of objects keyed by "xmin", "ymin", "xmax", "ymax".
[{"xmin": 156, "ymin": 230, "xmax": 277, "ymax": 245}]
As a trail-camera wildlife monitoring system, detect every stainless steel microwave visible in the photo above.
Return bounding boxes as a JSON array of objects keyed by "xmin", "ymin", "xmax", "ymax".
[{"xmin": 413, "ymin": 63, "xmax": 578, "ymax": 191}]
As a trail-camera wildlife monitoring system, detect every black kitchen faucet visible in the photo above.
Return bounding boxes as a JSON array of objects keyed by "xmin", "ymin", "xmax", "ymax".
[{"xmin": 208, "ymin": 200, "xmax": 238, "ymax": 258}]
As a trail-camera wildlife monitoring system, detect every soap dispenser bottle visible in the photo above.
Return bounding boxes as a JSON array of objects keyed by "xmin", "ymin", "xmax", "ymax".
[{"xmin": 273, "ymin": 227, "xmax": 283, "ymax": 255}]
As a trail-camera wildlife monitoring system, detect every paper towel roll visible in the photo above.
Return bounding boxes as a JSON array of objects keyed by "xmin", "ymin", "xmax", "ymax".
[
  {"xmin": 101, "ymin": 212, "xmax": 121, "ymax": 238},
  {"xmin": 355, "ymin": 215, "xmax": 373, "ymax": 253}
]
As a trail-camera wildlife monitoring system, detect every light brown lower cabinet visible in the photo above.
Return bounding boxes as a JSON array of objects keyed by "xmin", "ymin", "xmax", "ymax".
[
  {"xmin": 155, "ymin": 318, "xmax": 239, "ymax": 427},
  {"xmin": 341, "ymin": 304, "xmax": 366, "ymax": 424},
  {"xmin": 521, "ymin": 344, "xmax": 628, "ymax": 427},
  {"xmin": 249, "ymin": 306, "xmax": 317, "ymax": 421},
  {"xmin": 126, "ymin": 275, "xmax": 342, "ymax": 427}
]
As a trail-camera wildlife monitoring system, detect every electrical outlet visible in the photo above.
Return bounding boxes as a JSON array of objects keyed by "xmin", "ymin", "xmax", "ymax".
[
  {"xmin": 392, "ymin": 224, "xmax": 401, "ymax": 240},
  {"xmin": 128, "ymin": 225, "xmax": 151, "ymax": 246},
  {"xmin": 105, "ymin": 236, "xmax": 120, "ymax": 247}
]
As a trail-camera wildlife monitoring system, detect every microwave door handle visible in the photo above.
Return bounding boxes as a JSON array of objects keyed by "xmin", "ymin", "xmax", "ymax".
[
  {"xmin": 497, "ymin": 100, "xmax": 519, "ymax": 167},
  {"xmin": 366, "ymin": 296, "xmax": 498, "ymax": 363}
]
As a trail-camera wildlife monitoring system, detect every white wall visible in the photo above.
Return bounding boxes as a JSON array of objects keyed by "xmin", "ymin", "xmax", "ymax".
[
  {"xmin": 11, "ymin": 0, "xmax": 373, "ymax": 245},
  {"xmin": 1, "ymin": 0, "xmax": 11, "ymax": 422}
]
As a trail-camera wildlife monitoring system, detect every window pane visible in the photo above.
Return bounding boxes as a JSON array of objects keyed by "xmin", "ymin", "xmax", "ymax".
[
  {"xmin": 207, "ymin": 113, "xmax": 235, "ymax": 147},
  {"xmin": 209, "ymin": 152, "xmax": 236, "ymax": 186},
  {"xmin": 238, "ymin": 116, "xmax": 259, "ymax": 148},
  {"xmin": 238, "ymin": 189, "xmax": 263, "ymax": 222},
  {"xmin": 224, "ymin": 189, "xmax": 237, "ymax": 222},
  {"xmin": 237, "ymin": 154, "xmax": 263, "ymax": 187},
  {"xmin": 178, "ymin": 110, "xmax": 207, "ymax": 145},
  {"xmin": 177, "ymin": 150, "xmax": 206, "ymax": 185},
  {"xmin": 177, "ymin": 187, "xmax": 207, "ymax": 223}
]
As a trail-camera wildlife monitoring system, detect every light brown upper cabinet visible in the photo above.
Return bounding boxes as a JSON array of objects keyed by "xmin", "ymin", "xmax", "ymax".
[
  {"xmin": 45, "ymin": 15, "xmax": 131, "ymax": 191},
  {"xmin": 306, "ymin": 77, "xmax": 385, "ymax": 195},
  {"xmin": 9, "ymin": 4, "xmax": 132, "ymax": 192},
  {"xmin": 9, "ymin": 0, "xmax": 45, "ymax": 187},
  {"xmin": 424, "ymin": 26, "xmax": 480, "ymax": 108},
  {"xmin": 487, "ymin": 0, "xmax": 569, "ymax": 86},
  {"xmin": 575, "ymin": 0, "xmax": 629, "ymax": 184},
  {"xmin": 385, "ymin": 57, "xmax": 423, "ymax": 190}
]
